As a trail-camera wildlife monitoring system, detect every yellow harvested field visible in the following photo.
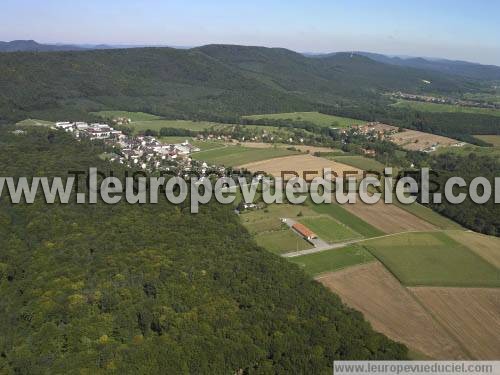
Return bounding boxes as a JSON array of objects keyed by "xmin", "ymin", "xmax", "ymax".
[
  {"xmin": 357, "ymin": 123, "xmax": 460, "ymax": 151},
  {"xmin": 317, "ymin": 262, "xmax": 466, "ymax": 359},
  {"xmin": 237, "ymin": 154, "xmax": 362, "ymax": 180},
  {"xmin": 240, "ymin": 142, "xmax": 338, "ymax": 154},
  {"xmin": 343, "ymin": 200, "xmax": 437, "ymax": 233},
  {"xmin": 390, "ymin": 129, "xmax": 459, "ymax": 151},
  {"xmin": 410, "ymin": 287, "xmax": 500, "ymax": 359},
  {"xmin": 446, "ymin": 231, "xmax": 500, "ymax": 268}
]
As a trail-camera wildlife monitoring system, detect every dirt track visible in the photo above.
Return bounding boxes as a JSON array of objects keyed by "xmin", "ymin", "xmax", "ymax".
[{"xmin": 317, "ymin": 262, "xmax": 467, "ymax": 359}]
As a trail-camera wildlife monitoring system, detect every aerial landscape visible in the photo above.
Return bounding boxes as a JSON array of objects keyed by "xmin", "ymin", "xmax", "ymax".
[{"xmin": 0, "ymin": 1, "xmax": 499, "ymax": 374}]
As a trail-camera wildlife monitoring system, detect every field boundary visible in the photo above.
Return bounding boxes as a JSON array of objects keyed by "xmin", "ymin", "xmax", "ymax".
[{"xmin": 282, "ymin": 229, "xmax": 447, "ymax": 258}]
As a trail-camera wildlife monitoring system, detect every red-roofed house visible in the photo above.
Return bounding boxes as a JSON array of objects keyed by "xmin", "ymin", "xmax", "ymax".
[{"xmin": 292, "ymin": 223, "xmax": 317, "ymax": 240}]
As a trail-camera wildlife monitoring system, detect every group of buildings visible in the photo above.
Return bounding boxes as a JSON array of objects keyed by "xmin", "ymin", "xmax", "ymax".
[
  {"xmin": 393, "ymin": 92, "xmax": 500, "ymax": 109},
  {"xmin": 54, "ymin": 121, "xmax": 218, "ymax": 175},
  {"xmin": 115, "ymin": 135, "xmax": 203, "ymax": 173},
  {"xmin": 351, "ymin": 122, "xmax": 399, "ymax": 140},
  {"xmin": 55, "ymin": 122, "xmax": 125, "ymax": 140}
]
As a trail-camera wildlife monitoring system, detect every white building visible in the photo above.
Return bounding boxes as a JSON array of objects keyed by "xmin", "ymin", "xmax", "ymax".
[
  {"xmin": 86, "ymin": 124, "xmax": 112, "ymax": 140},
  {"xmin": 55, "ymin": 122, "xmax": 75, "ymax": 132}
]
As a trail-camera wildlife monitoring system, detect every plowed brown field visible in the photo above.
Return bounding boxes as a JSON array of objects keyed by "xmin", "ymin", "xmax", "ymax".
[
  {"xmin": 317, "ymin": 262, "xmax": 466, "ymax": 359},
  {"xmin": 410, "ymin": 287, "xmax": 500, "ymax": 359}
]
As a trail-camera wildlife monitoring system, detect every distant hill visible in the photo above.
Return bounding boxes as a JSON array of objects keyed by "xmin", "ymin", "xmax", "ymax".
[
  {"xmin": 0, "ymin": 40, "xmax": 84, "ymax": 52},
  {"xmin": 0, "ymin": 40, "xmax": 193, "ymax": 53},
  {"xmin": 3, "ymin": 40, "xmax": 498, "ymax": 82},
  {"xmin": 320, "ymin": 51, "xmax": 500, "ymax": 81},
  {"xmin": 0, "ymin": 44, "xmax": 487, "ymax": 124}
]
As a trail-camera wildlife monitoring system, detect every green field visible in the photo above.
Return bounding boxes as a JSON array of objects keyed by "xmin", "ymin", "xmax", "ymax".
[
  {"xmin": 159, "ymin": 137, "xmax": 226, "ymax": 151},
  {"xmin": 436, "ymin": 143, "xmax": 500, "ymax": 158},
  {"xmin": 129, "ymin": 119, "xmax": 283, "ymax": 134},
  {"xmin": 331, "ymin": 155, "xmax": 386, "ymax": 172},
  {"xmin": 392, "ymin": 100, "xmax": 500, "ymax": 117},
  {"xmin": 242, "ymin": 216, "xmax": 282, "ymax": 234},
  {"xmin": 91, "ymin": 110, "xmax": 288, "ymax": 134},
  {"xmin": 364, "ymin": 232, "xmax": 500, "ymax": 287},
  {"xmin": 254, "ymin": 230, "xmax": 312, "ymax": 254},
  {"xmin": 158, "ymin": 136, "xmax": 192, "ymax": 144},
  {"xmin": 462, "ymin": 92, "xmax": 500, "ymax": 104},
  {"xmin": 243, "ymin": 111, "xmax": 365, "ymax": 128},
  {"xmin": 299, "ymin": 216, "xmax": 361, "ymax": 243},
  {"xmin": 90, "ymin": 110, "xmax": 162, "ymax": 121},
  {"xmin": 308, "ymin": 202, "xmax": 384, "ymax": 238},
  {"xmin": 191, "ymin": 140, "xmax": 227, "ymax": 151},
  {"xmin": 192, "ymin": 145, "xmax": 299, "ymax": 166},
  {"xmin": 473, "ymin": 135, "xmax": 500, "ymax": 147},
  {"xmin": 240, "ymin": 204, "xmax": 318, "ymax": 230},
  {"xmin": 289, "ymin": 245, "xmax": 375, "ymax": 276},
  {"xmin": 16, "ymin": 119, "xmax": 55, "ymax": 127},
  {"xmin": 128, "ymin": 119, "xmax": 233, "ymax": 132},
  {"xmin": 240, "ymin": 204, "xmax": 317, "ymax": 234}
]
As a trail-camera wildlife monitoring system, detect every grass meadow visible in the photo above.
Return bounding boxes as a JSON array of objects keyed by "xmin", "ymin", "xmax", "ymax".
[
  {"xmin": 392, "ymin": 100, "xmax": 500, "ymax": 117},
  {"xmin": 191, "ymin": 145, "xmax": 299, "ymax": 166},
  {"xmin": 243, "ymin": 111, "xmax": 365, "ymax": 128},
  {"xmin": 308, "ymin": 202, "xmax": 384, "ymax": 238},
  {"xmin": 473, "ymin": 135, "xmax": 500, "ymax": 147},
  {"xmin": 289, "ymin": 245, "xmax": 375, "ymax": 276},
  {"xmin": 364, "ymin": 232, "xmax": 500, "ymax": 287},
  {"xmin": 298, "ymin": 216, "xmax": 361, "ymax": 243},
  {"xmin": 330, "ymin": 155, "xmax": 385, "ymax": 172},
  {"xmin": 16, "ymin": 119, "xmax": 55, "ymax": 127},
  {"xmin": 254, "ymin": 230, "xmax": 312, "ymax": 254},
  {"xmin": 90, "ymin": 110, "xmax": 162, "ymax": 121}
]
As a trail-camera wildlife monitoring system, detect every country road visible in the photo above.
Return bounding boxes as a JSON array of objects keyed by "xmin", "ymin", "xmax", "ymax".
[
  {"xmin": 281, "ymin": 229, "xmax": 463, "ymax": 258},
  {"xmin": 281, "ymin": 217, "xmax": 332, "ymax": 254}
]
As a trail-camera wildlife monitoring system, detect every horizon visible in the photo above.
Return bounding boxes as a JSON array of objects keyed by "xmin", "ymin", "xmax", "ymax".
[
  {"xmin": 1, "ymin": 0, "xmax": 499, "ymax": 65},
  {"xmin": 2, "ymin": 39, "xmax": 500, "ymax": 68}
]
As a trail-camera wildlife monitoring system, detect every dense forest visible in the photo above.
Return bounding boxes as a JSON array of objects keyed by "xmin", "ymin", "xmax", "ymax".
[
  {"xmin": 426, "ymin": 152, "xmax": 500, "ymax": 236},
  {"xmin": 0, "ymin": 127, "xmax": 407, "ymax": 373}
]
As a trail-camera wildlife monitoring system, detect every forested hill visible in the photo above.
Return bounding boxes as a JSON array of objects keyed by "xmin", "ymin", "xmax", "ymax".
[
  {"xmin": 0, "ymin": 44, "xmax": 481, "ymax": 123},
  {"xmin": 0, "ymin": 40, "xmax": 84, "ymax": 53},
  {"xmin": 0, "ymin": 127, "xmax": 406, "ymax": 373},
  {"xmin": 198, "ymin": 45, "xmax": 476, "ymax": 95},
  {"xmin": 349, "ymin": 52, "xmax": 500, "ymax": 81}
]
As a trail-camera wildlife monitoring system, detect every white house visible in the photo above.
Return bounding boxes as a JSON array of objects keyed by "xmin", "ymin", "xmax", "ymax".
[{"xmin": 55, "ymin": 122, "xmax": 75, "ymax": 132}]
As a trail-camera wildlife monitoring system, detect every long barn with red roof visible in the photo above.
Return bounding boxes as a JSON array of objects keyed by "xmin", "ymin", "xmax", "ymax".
[{"xmin": 292, "ymin": 222, "xmax": 317, "ymax": 240}]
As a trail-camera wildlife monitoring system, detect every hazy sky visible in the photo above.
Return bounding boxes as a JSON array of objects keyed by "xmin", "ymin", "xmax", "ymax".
[{"xmin": 1, "ymin": 0, "xmax": 499, "ymax": 65}]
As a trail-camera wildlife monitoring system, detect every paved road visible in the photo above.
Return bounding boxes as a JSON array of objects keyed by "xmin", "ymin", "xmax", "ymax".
[
  {"xmin": 281, "ymin": 228, "xmax": 456, "ymax": 258},
  {"xmin": 281, "ymin": 217, "xmax": 332, "ymax": 255}
]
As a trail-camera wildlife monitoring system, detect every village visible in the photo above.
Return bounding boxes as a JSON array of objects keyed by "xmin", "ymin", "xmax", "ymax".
[
  {"xmin": 53, "ymin": 116, "xmax": 467, "ymax": 181},
  {"xmin": 347, "ymin": 121, "xmax": 466, "ymax": 153},
  {"xmin": 54, "ymin": 121, "xmax": 225, "ymax": 178},
  {"xmin": 392, "ymin": 91, "xmax": 500, "ymax": 109}
]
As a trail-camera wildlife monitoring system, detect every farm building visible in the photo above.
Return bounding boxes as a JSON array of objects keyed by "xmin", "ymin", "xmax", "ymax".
[{"xmin": 292, "ymin": 223, "xmax": 317, "ymax": 240}]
